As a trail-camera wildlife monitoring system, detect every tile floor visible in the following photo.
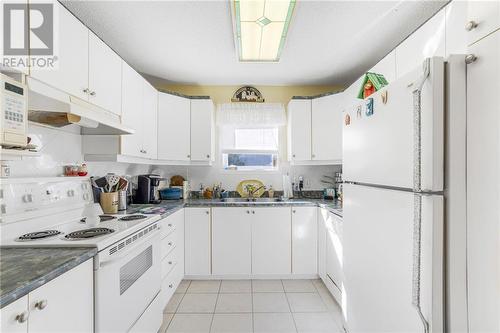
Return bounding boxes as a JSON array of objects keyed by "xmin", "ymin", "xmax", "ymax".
[{"xmin": 158, "ymin": 279, "xmax": 344, "ymax": 333}]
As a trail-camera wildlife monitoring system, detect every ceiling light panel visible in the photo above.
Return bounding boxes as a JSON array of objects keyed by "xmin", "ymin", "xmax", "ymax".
[{"xmin": 234, "ymin": 0, "xmax": 296, "ymax": 62}]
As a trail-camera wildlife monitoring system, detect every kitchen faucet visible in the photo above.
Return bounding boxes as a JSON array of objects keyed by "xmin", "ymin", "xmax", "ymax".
[{"xmin": 247, "ymin": 185, "xmax": 266, "ymax": 200}]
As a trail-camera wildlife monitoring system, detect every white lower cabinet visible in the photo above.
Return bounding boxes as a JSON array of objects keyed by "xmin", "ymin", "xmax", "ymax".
[
  {"xmin": 318, "ymin": 208, "xmax": 328, "ymax": 281},
  {"xmin": 251, "ymin": 207, "xmax": 292, "ymax": 275},
  {"xmin": 0, "ymin": 260, "xmax": 93, "ymax": 333},
  {"xmin": 291, "ymin": 207, "xmax": 318, "ymax": 275},
  {"xmin": 184, "ymin": 208, "xmax": 211, "ymax": 276},
  {"xmin": 325, "ymin": 212, "xmax": 343, "ymax": 302},
  {"xmin": 212, "ymin": 208, "xmax": 252, "ymax": 275}
]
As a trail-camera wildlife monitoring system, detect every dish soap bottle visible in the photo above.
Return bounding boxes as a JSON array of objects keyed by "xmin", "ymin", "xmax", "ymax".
[{"xmin": 268, "ymin": 185, "xmax": 274, "ymax": 198}]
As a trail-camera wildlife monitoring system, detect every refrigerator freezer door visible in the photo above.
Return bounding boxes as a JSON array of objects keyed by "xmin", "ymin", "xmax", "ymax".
[
  {"xmin": 343, "ymin": 184, "xmax": 443, "ymax": 333},
  {"xmin": 343, "ymin": 57, "xmax": 444, "ymax": 191}
]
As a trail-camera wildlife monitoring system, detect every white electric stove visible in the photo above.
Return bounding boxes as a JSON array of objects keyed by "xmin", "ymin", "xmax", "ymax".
[{"xmin": 0, "ymin": 177, "xmax": 163, "ymax": 333}]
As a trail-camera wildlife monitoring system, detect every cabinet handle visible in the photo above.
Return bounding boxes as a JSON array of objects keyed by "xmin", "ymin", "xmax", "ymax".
[
  {"xmin": 168, "ymin": 242, "xmax": 173, "ymax": 246},
  {"xmin": 168, "ymin": 284, "xmax": 174, "ymax": 288},
  {"xmin": 187, "ymin": 155, "xmax": 191, "ymax": 158},
  {"xmin": 292, "ymin": 210, "xmax": 296, "ymax": 213},
  {"xmin": 168, "ymin": 223, "xmax": 173, "ymax": 227},
  {"xmin": 34, "ymin": 299, "xmax": 48, "ymax": 310},
  {"xmin": 83, "ymin": 88, "xmax": 90, "ymax": 94},
  {"xmin": 292, "ymin": 154, "xmax": 296, "ymax": 158},
  {"xmin": 206, "ymin": 211, "xmax": 210, "ymax": 215},
  {"xmin": 252, "ymin": 210, "xmax": 255, "ymax": 214},
  {"xmin": 312, "ymin": 154, "xmax": 316, "ymax": 158},
  {"xmin": 15, "ymin": 311, "xmax": 29, "ymax": 324},
  {"xmin": 465, "ymin": 21, "xmax": 478, "ymax": 31},
  {"xmin": 465, "ymin": 54, "xmax": 477, "ymax": 64},
  {"xmin": 89, "ymin": 91, "xmax": 96, "ymax": 96},
  {"xmin": 246, "ymin": 210, "xmax": 250, "ymax": 214},
  {"xmin": 206, "ymin": 154, "xmax": 210, "ymax": 158},
  {"xmin": 168, "ymin": 261, "xmax": 173, "ymax": 265}
]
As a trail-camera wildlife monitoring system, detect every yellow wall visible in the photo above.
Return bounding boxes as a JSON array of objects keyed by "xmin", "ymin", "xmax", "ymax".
[{"xmin": 155, "ymin": 84, "xmax": 343, "ymax": 105}]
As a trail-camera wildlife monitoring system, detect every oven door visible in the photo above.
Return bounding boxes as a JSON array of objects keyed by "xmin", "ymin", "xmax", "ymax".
[{"xmin": 94, "ymin": 225, "xmax": 161, "ymax": 333}]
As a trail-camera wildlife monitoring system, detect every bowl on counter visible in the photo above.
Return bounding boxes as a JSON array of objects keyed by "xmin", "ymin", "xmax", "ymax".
[{"xmin": 159, "ymin": 187, "xmax": 182, "ymax": 200}]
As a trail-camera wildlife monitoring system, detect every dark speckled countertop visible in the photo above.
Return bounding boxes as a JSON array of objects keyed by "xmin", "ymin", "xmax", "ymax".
[{"xmin": 0, "ymin": 247, "xmax": 97, "ymax": 309}]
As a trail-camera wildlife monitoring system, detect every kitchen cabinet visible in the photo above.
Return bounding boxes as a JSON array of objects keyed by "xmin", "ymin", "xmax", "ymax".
[
  {"xmin": 291, "ymin": 207, "xmax": 318, "ymax": 275},
  {"xmin": 0, "ymin": 260, "xmax": 93, "ymax": 333},
  {"xmin": 30, "ymin": 1, "xmax": 89, "ymax": 100},
  {"xmin": 121, "ymin": 62, "xmax": 144, "ymax": 158},
  {"xmin": 311, "ymin": 94, "xmax": 343, "ymax": 162},
  {"xmin": 190, "ymin": 99, "xmax": 214, "ymax": 162},
  {"xmin": 212, "ymin": 208, "xmax": 252, "ymax": 275},
  {"xmin": 317, "ymin": 208, "xmax": 328, "ymax": 282},
  {"xmin": 88, "ymin": 32, "xmax": 122, "ymax": 116},
  {"xmin": 142, "ymin": 81, "xmax": 158, "ymax": 159},
  {"xmin": 1, "ymin": 296, "xmax": 28, "ymax": 333},
  {"xmin": 158, "ymin": 93, "xmax": 191, "ymax": 161},
  {"xmin": 466, "ymin": 30, "xmax": 500, "ymax": 333},
  {"xmin": 325, "ymin": 211, "xmax": 343, "ymax": 303},
  {"xmin": 466, "ymin": 0, "xmax": 500, "ymax": 46},
  {"xmin": 445, "ymin": 1, "xmax": 469, "ymax": 56},
  {"xmin": 395, "ymin": 10, "xmax": 445, "ymax": 78},
  {"xmin": 251, "ymin": 207, "xmax": 291, "ymax": 275},
  {"xmin": 287, "ymin": 99, "xmax": 312, "ymax": 162},
  {"xmin": 184, "ymin": 208, "xmax": 211, "ymax": 276}
]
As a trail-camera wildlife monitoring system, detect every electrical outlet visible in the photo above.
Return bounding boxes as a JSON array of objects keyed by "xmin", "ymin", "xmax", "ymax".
[{"xmin": 1, "ymin": 164, "xmax": 10, "ymax": 177}]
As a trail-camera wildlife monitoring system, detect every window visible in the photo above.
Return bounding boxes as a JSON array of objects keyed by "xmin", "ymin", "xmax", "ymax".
[{"xmin": 220, "ymin": 127, "xmax": 279, "ymax": 171}]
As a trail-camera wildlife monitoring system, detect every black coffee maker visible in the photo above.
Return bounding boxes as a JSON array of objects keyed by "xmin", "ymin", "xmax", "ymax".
[{"xmin": 136, "ymin": 174, "xmax": 163, "ymax": 204}]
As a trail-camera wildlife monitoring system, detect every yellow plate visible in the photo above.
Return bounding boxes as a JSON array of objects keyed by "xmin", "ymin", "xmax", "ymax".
[{"xmin": 236, "ymin": 179, "xmax": 265, "ymax": 198}]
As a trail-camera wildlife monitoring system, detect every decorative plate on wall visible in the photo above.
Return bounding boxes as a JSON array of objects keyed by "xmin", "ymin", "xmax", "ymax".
[{"xmin": 231, "ymin": 86, "xmax": 265, "ymax": 103}]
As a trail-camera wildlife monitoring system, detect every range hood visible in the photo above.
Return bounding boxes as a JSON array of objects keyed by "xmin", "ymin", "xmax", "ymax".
[{"xmin": 27, "ymin": 77, "xmax": 134, "ymax": 135}]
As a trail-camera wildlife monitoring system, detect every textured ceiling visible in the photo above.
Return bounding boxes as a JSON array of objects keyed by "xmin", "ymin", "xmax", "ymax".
[{"xmin": 62, "ymin": 0, "xmax": 447, "ymax": 86}]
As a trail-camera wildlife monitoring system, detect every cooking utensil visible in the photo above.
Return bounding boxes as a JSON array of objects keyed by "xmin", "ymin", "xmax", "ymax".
[{"xmin": 105, "ymin": 174, "xmax": 120, "ymax": 193}]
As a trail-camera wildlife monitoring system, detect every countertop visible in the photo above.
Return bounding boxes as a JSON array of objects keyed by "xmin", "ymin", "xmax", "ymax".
[
  {"xmin": 0, "ymin": 247, "xmax": 97, "ymax": 309},
  {"xmin": 127, "ymin": 198, "xmax": 343, "ymax": 218}
]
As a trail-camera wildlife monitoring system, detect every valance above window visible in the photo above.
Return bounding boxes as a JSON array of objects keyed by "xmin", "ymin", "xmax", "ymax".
[{"xmin": 216, "ymin": 103, "xmax": 286, "ymax": 127}]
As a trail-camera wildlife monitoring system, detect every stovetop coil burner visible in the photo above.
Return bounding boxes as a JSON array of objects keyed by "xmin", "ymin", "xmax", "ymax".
[
  {"xmin": 80, "ymin": 215, "xmax": 116, "ymax": 223},
  {"xmin": 119, "ymin": 215, "xmax": 147, "ymax": 221},
  {"xmin": 17, "ymin": 230, "xmax": 62, "ymax": 241},
  {"xmin": 64, "ymin": 228, "xmax": 115, "ymax": 240}
]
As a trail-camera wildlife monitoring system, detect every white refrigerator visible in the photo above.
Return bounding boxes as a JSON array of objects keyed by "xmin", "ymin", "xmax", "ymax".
[{"xmin": 342, "ymin": 56, "xmax": 467, "ymax": 333}]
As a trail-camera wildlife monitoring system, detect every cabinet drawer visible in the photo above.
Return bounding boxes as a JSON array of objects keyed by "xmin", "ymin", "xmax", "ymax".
[
  {"xmin": 160, "ymin": 218, "xmax": 177, "ymax": 239},
  {"xmin": 161, "ymin": 232, "xmax": 178, "ymax": 259},
  {"xmin": 159, "ymin": 264, "xmax": 183, "ymax": 310},
  {"xmin": 161, "ymin": 248, "xmax": 179, "ymax": 279}
]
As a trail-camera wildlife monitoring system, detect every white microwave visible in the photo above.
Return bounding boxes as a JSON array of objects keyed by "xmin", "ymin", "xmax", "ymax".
[{"xmin": 0, "ymin": 74, "xmax": 28, "ymax": 148}]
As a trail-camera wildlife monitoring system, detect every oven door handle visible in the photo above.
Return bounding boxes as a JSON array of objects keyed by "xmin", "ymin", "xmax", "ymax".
[{"xmin": 98, "ymin": 228, "xmax": 161, "ymax": 267}]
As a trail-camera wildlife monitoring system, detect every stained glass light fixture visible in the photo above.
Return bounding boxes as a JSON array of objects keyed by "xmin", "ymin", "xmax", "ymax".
[{"xmin": 233, "ymin": 0, "xmax": 296, "ymax": 62}]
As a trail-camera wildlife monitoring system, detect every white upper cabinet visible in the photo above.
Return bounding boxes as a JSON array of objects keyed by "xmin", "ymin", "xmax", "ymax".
[
  {"xmin": 311, "ymin": 93, "xmax": 343, "ymax": 162},
  {"xmin": 30, "ymin": 1, "xmax": 88, "ymax": 100},
  {"xmin": 292, "ymin": 207, "xmax": 318, "ymax": 275},
  {"xmin": 121, "ymin": 62, "xmax": 144, "ymax": 158},
  {"xmin": 142, "ymin": 81, "xmax": 158, "ymax": 159},
  {"xmin": 395, "ymin": 10, "xmax": 445, "ymax": 78},
  {"xmin": 88, "ymin": 32, "xmax": 122, "ymax": 116},
  {"xmin": 190, "ymin": 99, "xmax": 214, "ymax": 161},
  {"xmin": 212, "ymin": 208, "xmax": 252, "ymax": 275},
  {"xmin": 466, "ymin": 0, "xmax": 500, "ymax": 45},
  {"xmin": 288, "ymin": 99, "xmax": 312, "ymax": 162},
  {"xmin": 445, "ymin": 1, "xmax": 469, "ymax": 56},
  {"xmin": 158, "ymin": 93, "xmax": 191, "ymax": 161}
]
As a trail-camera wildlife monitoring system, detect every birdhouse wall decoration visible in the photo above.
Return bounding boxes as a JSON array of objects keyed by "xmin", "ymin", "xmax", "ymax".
[{"xmin": 358, "ymin": 72, "xmax": 389, "ymax": 99}]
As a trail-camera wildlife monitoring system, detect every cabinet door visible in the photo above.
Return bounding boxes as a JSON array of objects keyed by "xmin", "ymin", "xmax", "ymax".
[
  {"xmin": 251, "ymin": 207, "xmax": 291, "ymax": 275},
  {"xmin": 0, "ymin": 295, "xmax": 28, "ymax": 333},
  {"xmin": 326, "ymin": 213, "xmax": 343, "ymax": 291},
  {"xmin": 142, "ymin": 81, "xmax": 158, "ymax": 159},
  {"xmin": 287, "ymin": 100, "xmax": 311, "ymax": 161},
  {"xmin": 157, "ymin": 93, "xmax": 191, "ymax": 161},
  {"xmin": 466, "ymin": 31, "xmax": 500, "ymax": 333},
  {"xmin": 29, "ymin": 260, "xmax": 93, "ymax": 333},
  {"xmin": 317, "ymin": 208, "xmax": 328, "ymax": 281},
  {"xmin": 395, "ymin": 10, "xmax": 445, "ymax": 78},
  {"xmin": 466, "ymin": 0, "xmax": 500, "ymax": 45},
  {"xmin": 190, "ymin": 99, "xmax": 214, "ymax": 161},
  {"xmin": 292, "ymin": 207, "xmax": 318, "ymax": 275},
  {"xmin": 184, "ymin": 208, "xmax": 211, "ymax": 275},
  {"xmin": 121, "ymin": 62, "xmax": 144, "ymax": 157},
  {"xmin": 88, "ymin": 32, "xmax": 122, "ymax": 115},
  {"xmin": 311, "ymin": 94, "xmax": 343, "ymax": 162},
  {"xmin": 30, "ymin": 2, "xmax": 88, "ymax": 100},
  {"xmin": 212, "ymin": 208, "xmax": 252, "ymax": 275}
]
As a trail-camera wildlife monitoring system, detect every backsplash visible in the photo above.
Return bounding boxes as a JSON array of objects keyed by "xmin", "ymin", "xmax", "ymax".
[{"xmin": 6, "ymin": 123, "xmax": 340, "ymax": 191}]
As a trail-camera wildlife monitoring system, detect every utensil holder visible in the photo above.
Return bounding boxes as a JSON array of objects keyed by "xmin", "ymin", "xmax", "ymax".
[{"xmin": 100, "ymin": 192, "xmax": 118, "ymax": 214}]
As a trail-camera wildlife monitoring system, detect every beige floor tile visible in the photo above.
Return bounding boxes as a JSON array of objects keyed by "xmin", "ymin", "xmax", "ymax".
[
  {"xmin": 177, "ymin": 293, "xmax": 218, "ymax": 313},
  {"xmin": 159, "ymin": 313, "xmax": 174, "ymax": 333},
  {"xmin": 293, "ymin": 312, "xmax": 341, "ymax": 333},
  {"xmin": 210, "ymin": 313, "xmax": 253, "ymax": 333},
  {"xmin": 175, "ymin": 280, "xmax": 191, "ymax": 294},
  {"xmin": 167, "ymin": 313, "xmax": 213, "ymax": 333},
  {"xmin": 187, "ymin": 280, "xmax": 221, "ymax": 293},
  {"xmin": 165, "ymin": 293, "xmax": 184, "ymax": 313},
  {"xmin": 286, "ymin": 293, "xmax": 327, "ymax": 313},
  {"xmin": 253, "ymin": 293, "xmax": 290, "ymax": 313},
  {"xmin": 253, "ymin": 313, "xmax": 297, "ymax": 333},
  {"xmin": 215, "ymin": 293, "xmax": 253, "ymax": 313},
  {"xmin": 282, "ymin": 280, "xmax": 317, "ymax": 293},
  {"xmin": 220, "ymin": 280, "xmax": 252, "ymax": 293},
  {"xmin": 252, "ymin": 279, "xmax": 284, "ymax": 292}
]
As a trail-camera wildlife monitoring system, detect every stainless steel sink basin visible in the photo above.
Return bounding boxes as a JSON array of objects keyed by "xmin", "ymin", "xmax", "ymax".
[{"xmin": 219, "ymin": 197, "xmax": 286, "ymax": 203}]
